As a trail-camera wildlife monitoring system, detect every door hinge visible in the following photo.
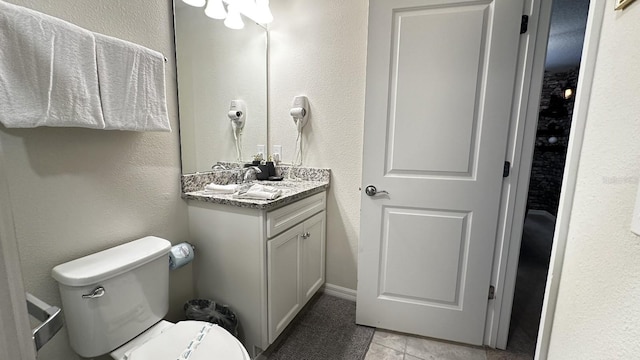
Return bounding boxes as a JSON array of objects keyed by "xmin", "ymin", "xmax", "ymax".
[
  {"xmin": 520, "ymin": 15, "xmax": 529, "ymax": 34},
  {"xmin": 503, "ymin": 161, "xmax": 510, "ymax": 178},
  {"xmin": 488, "ymin": 285, "xmax": 496, "ymax": 300}
]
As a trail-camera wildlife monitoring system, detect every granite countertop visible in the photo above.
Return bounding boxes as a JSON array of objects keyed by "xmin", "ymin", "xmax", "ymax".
[
  {"xmin": 181, "ymin": 166, "xmax": 331, "ymax": 210},
  {"xmin": 183, "ymin": 180, "xmax": 328, "ymax": 210}
]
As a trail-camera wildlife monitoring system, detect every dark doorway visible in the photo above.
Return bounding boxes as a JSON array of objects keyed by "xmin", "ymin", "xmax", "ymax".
[{"xmin": 506, "ymin": 0, "xmax": 590, "ymax": 357}]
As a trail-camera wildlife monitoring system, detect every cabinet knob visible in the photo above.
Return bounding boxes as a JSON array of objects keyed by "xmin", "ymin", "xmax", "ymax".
[{"xmin": 301, "ymin": 232, "xmax": 311, "ymax": 239}]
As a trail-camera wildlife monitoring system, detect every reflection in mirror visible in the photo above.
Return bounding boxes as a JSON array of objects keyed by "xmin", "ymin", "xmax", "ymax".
[{"xmin": 174, "ymin": 2, "xmax": 268, "ymax": 174}]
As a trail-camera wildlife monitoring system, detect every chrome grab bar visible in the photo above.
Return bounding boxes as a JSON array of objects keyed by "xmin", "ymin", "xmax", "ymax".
[{"xmin": 26, "ymin": 293, "xmax": 64, "ymax": 351}]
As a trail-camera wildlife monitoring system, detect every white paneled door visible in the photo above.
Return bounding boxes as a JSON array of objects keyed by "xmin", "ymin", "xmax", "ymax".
[{"xmin": 356, "ymin": 0, "xmax": 524, "ymax": 345}]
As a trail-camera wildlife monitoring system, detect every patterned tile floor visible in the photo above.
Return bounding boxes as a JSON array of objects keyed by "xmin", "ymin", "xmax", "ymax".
[{"xmin": 364, "ymin": 329, "xmax": 532, "ymax": 360}]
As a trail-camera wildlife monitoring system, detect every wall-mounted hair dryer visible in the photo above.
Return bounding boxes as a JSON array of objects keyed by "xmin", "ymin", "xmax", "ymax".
[
  {"xmin": 290, "ymin": 96, "xmax": 309, "ymax": 131},
  {"xmin": 228, "ymin": 100, "xmax": 247, "ymax": 162},
  {"xmin": 290, "ymin": 96, "xmax": 309, "ymax": 168},
  {"xmin": 228, "ymin": 100, "xmax": 247, "ymax": 130}
]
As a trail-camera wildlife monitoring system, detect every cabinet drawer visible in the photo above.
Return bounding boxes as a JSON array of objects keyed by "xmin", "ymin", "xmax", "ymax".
[{"xmin": 267, "ymin": 191, "xmax": 326, "ymax": 238}]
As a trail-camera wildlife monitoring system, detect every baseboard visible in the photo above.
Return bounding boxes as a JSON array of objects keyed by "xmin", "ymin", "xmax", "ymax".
[{"xmin": 322, "ymin": 283, "xmax": 357, "ymax": 302}]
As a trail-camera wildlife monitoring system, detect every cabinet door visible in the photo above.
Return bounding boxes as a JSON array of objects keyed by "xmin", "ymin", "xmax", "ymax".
[
  {"xmin": 267, "ymin": 224, "xmax": 303, "ymax": 344},
  {"xmin": 301, "ymin": 211, "xmax": 326, "ymax": 304}
]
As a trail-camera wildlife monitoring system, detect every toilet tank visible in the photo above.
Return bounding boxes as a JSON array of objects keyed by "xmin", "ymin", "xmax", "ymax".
[{"xmin": 51, "ymin": 236, "xmax": 172, "ymax": 358}]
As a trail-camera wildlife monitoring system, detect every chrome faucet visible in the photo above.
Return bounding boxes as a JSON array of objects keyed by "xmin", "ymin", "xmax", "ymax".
[
  {"xmin": 240, "ymin": 166, "xmax": 261, "ymax": 183},
  {"xmin": 212, "ymin": 163, "xmax": 229, "ymax": 170}
]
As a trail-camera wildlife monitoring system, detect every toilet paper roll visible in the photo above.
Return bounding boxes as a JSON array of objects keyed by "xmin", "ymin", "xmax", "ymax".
[{"xmin": 169, "ymin": 242, "xmax": 195, "ymax": 270}]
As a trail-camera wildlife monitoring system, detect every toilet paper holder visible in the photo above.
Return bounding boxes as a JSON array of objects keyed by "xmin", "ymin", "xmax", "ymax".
[
  {"xmin": 26, "ymin": 292, "xmax": 64, "ymax": 352},
  {"xmin": 169, "ymin": 242, "xmax": 196, "ymax": 270}
]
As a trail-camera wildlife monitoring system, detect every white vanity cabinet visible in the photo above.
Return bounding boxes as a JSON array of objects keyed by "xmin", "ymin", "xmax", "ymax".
[
  {"xmin": 187, "ymin": 191, "xmax": 326, "ymax": 357},
  {"xmin": 267, "ymin": 210, "xmax": 325, "ymax": 343}
]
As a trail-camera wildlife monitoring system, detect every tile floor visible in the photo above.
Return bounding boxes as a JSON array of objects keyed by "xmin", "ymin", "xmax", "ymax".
[
  {"xmin": 363, "ymin": 212, "xmax": 554, "ymax": 360},
  {"xmin": 364, "ymin": 329, "xmax": 532, "ymax": 360}
]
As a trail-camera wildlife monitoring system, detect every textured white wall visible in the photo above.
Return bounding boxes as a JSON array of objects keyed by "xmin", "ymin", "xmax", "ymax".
[
  {"xmin": 547, "ymin": 2, "xmax": 640, "ymax": 359},
  {"xmin": 269, "ymin": 0, "xmax": 369, "ymax": 290},
  {"xmin": 0, "ymin": 1, "xmax": 192, "ymax": 359}
]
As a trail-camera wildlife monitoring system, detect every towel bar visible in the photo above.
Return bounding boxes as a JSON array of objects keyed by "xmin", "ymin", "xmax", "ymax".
[{"xmin": 26, "ymin": 293, "xmax": 64, "ymax": 351}]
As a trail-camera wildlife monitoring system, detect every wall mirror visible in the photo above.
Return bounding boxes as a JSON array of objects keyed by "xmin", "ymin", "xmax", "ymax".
[{"xmin": 174, "ymin": 1, "xmax": 268, "ymax": 174}]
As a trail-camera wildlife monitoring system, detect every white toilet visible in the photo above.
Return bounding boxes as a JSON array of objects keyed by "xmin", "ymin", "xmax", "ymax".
[{"xmin": 51, "ymin": 236, "xmax": 250, "ymax": 360}]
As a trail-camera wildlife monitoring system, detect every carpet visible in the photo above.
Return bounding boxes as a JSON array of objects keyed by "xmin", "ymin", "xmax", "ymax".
[{"xmin": 263, "ymin": 293, "xmax": 375, "ymax": 360}]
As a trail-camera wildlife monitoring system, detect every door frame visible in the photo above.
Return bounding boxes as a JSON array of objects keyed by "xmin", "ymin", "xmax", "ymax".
[
  {"xmin": 0, "ymin": 137, "xmax": 37, "ymax": 360},
  {"xmin": 533, "ymin": 1, "xmax": 605, "ymax": 357},
  {"xmin": 486, "ymin": 0, "xmax": 607, "ymax": 358},
  {"xmin": 483, "ymin": 0, "xmax": 554, "ymax": 348}
]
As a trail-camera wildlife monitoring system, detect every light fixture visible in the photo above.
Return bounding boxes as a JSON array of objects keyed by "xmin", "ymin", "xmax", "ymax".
[
  {"xmin": 563, "ymin": 88, "xmax": 574, "ymax": 100},
  {"xmin": 224, "ymin": 4, "xmax": 245, "ymax": 29},
  {"xmin": 182, "ymin": 0, "xmax": 206, "ymax": 7},
  {"xmin": 205, "ymin": 0, "xmax": 227, "ymax": 19},
  {"xmin": 190, "ymin": 0, "xmax": 272, "ymax": 29},
  {"xmin": 254, "ymin": 0, "xmax": 273, "ymax": 24}
]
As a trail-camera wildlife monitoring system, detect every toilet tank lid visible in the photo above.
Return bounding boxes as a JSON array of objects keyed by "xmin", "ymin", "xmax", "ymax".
[{"xmin": 52, "ymin": 236, "xmax": 172, "ymax": 287}]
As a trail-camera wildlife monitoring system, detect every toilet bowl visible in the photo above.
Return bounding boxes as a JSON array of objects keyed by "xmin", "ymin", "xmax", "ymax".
[
  {"xmin": 110, "ymin": 320, "xmax": 250, "ymax": 360},
  {"xmin": 51, "ymin": 236, "xmax": 250, "ymax": 360}
]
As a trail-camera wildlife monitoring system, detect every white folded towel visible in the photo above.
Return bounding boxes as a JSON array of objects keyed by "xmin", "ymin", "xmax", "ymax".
[
  {"xmin": 235, "ymin": 184, "xmax": 282, "ymax": 200},
  {"xmin": 94, "ymin": 33, "xmax": 171, "ymax": 132},
  {"xmin": 203, "ymin": 183, "xmax": 239, "ymax": 194},
  {"xmin": 236, "ymin": 190, "xmax": 282, "ymax": 200},
  {"xmin": 0, "ymin": 1, "xmax": 105, "ymax": 129},
  {"xmin": 247, "ymin": 184, "xmax": 280, "ymax": 193}
]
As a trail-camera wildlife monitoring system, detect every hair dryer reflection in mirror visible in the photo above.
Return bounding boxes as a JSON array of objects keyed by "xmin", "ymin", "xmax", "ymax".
[{"xmin": 228, "ymin": 100, "xmax": 247, "ymax": 162}]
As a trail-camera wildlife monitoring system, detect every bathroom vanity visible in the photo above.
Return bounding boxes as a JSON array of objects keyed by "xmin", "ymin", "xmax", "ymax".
[
  {"xmin": 173, "ymin": 4, "xmax": 326, "ymax": 355},
  {"xmin": 182, "ymin": 167, "xmax": 329, "ymax": 357}
]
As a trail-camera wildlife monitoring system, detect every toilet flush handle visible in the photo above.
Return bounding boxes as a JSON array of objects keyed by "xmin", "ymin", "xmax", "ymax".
[{"xmin": 82, "ymin": 286, "xmax": 105, "ymax": 299}]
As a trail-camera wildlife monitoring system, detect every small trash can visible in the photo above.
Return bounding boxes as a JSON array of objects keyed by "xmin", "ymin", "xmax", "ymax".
[{"xmin": 184, "ymin": 299, "xmax": 239, "ymax": 338}]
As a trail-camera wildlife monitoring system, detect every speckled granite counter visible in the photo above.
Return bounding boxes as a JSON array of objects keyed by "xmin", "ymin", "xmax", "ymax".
[{"xmin": 181, "ymin": 166, "xmax": 330, "ymax": 210}]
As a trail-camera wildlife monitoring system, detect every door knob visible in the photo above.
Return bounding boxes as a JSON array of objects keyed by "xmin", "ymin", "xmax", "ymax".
[{"xmin": 365, "ymin": 185, "xmax": 389, "ymax": 197}]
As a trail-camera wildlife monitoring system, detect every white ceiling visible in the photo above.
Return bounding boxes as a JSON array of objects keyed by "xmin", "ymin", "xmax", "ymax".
[{"xmin": 545, "ymin": 0, "xmax": 590, "ymax": 71}]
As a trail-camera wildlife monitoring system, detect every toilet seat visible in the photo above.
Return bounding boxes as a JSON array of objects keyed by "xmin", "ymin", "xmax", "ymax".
[{"xmin": 123, "ymin": 321, "xmax": 250, "ymax": 360}]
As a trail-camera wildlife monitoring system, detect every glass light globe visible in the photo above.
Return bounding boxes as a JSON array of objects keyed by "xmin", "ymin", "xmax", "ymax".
[
  {"xmin": 224, "ymin": 4, "xmax": 245, "ymax": 29},
  {"xmin": 182, "ymin": 0, "xmax": 206, "ymax": 7},
  {"xmin": 205, "ymin": 0, "xmax": 227, "ymax": 19},
  {"xmin": 255, "ymin": 0, "xmax": 273, "ymax": 24}
]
